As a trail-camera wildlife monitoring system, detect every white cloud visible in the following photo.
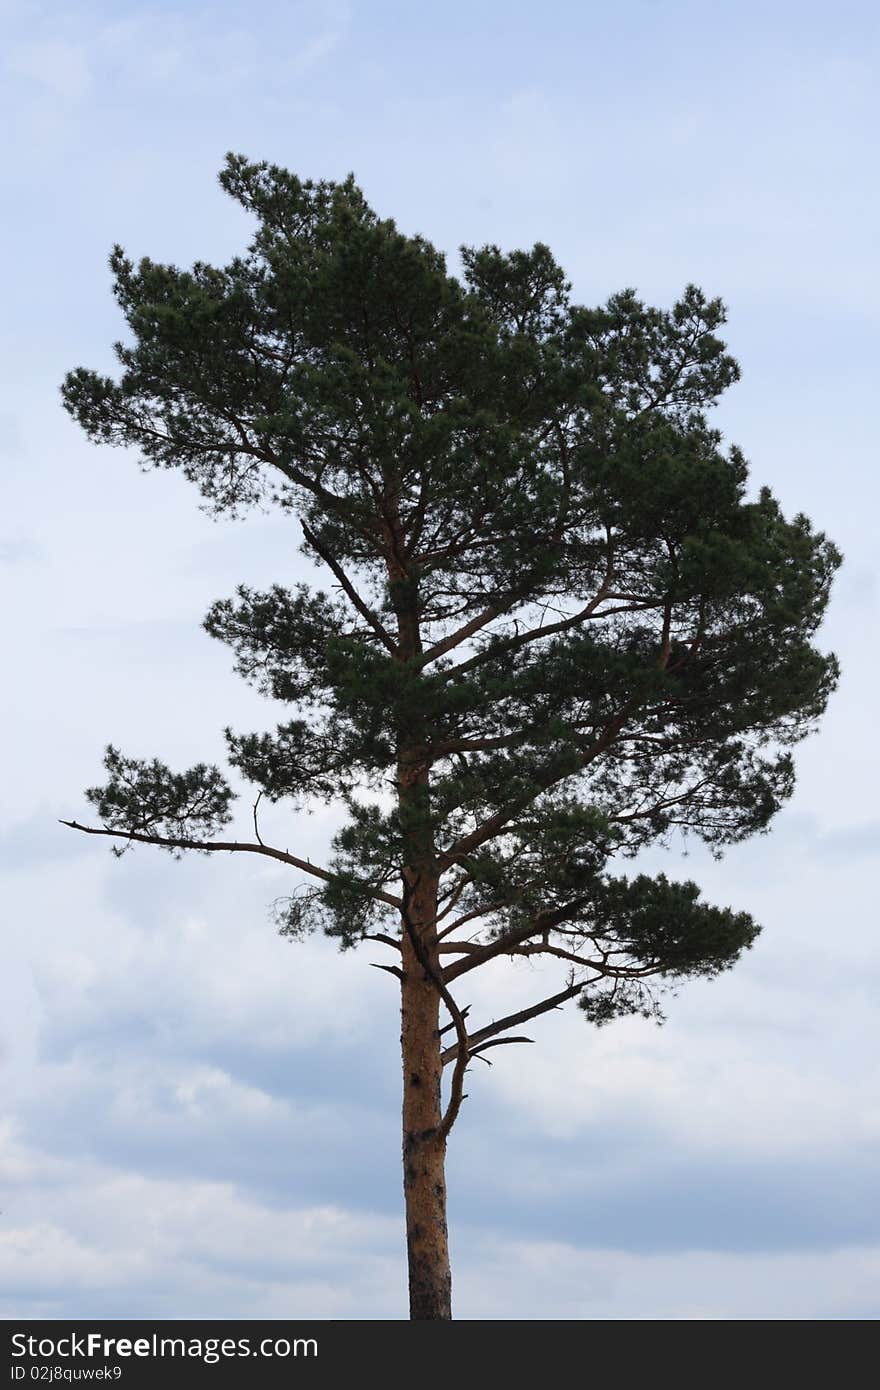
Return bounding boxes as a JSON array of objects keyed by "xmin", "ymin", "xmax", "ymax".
[
  {"xmin": 0, "ymin": 1137, "xmax": 403, "ymax": 1316},
  {"xmin": 456, "ymin": 1238, "xmax": 880, "ymax": 1320},
  {"xmin": 2, "ymin": 1120, "xmax": 877, "ymax": 1318},
  {"xmin": 2, "ymin": 0, "xmax": 878, "ymax": 1321}
]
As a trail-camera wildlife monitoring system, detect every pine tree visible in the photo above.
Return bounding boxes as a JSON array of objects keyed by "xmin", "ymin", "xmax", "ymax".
[{"xmin": 61, "ymin": 155, "xmax": 840, "ymax": 1320}]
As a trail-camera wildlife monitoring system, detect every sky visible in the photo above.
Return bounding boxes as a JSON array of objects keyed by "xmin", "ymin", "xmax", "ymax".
[{"xmin": 1, "ymin": 0, "xmax": 878, "ymax": 1320}]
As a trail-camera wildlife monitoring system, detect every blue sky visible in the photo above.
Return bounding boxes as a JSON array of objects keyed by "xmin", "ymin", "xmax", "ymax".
[{"xmin": 1, "ymin": 0, "xmax": 878, "ymax": 1319}]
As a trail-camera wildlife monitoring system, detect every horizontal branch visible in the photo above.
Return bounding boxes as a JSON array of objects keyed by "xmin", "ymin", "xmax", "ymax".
[
  {"xmin": 363, "ymin": 932, "xmax": 403, "ymax": 950},
  {"xmin": 468, "ymin": 1037, "xmax": 534, "ymax": 1064},
  {"xmin": 442, "ymin": 916, "xmax": 562, "ymax": 982},
  {"xmin": 514, "ymin": 943, "xmax": 660, "ymax": 978},
  {"xmin": 446, "ymin": 927, "xmax": 664, "ymax": 983},
  {"xmin": 60, "ymin": 819, "xmax": 403, "ymax": 908}
]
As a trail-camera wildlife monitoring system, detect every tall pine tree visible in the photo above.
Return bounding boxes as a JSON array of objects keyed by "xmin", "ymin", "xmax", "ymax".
[{"xmin": 62, "ymin": 156, "xmax": 840, "ymax": 1319}]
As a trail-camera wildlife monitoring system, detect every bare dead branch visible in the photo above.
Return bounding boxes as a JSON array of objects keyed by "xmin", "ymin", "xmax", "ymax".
[
  {"xmin": 468, "ymin": 1036, "xmax": 534, "ymax": 1063},
  {"xmin": 370, "ymin": 962, "xmax": 405, "ymax": 980},
  {"xmin": 363, "ymin": 932, "xmax": 403, "ymax": 951},
  {"xmin": 441, "ymin": 982, "xmax": 588, "ymax": 1065},
  {"xmin": 252, "ymin": 792, "xmax": 265, "ymax": 846},
  {"xmin": 439, "ymin": 1005, "xmax": 471, "ymax": 1037}
]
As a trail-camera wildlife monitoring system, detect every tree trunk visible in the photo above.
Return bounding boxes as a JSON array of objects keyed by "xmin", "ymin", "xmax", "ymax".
[
  {"xmin": 389, "ymin": 541, "xmax": 452, "ymax": 1317},
  {"xmin": 400, "ymin": 872, "xmax": 452, "ymax": 1320}
]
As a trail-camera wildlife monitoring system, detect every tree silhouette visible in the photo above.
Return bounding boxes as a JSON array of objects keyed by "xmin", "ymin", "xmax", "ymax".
[{"xmin": 62, "ymin": 155, "xmax": 840, "ymax": 1319}]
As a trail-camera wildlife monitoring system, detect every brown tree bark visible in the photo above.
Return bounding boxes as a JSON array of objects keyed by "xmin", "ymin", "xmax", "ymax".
[
  {"xmin": 390, "ymin": 533, "xmax": 453, "ymax": 1319},
  {"xmin": 400, "ymin": 874, "xmax": 452, "ymax": 1320}
]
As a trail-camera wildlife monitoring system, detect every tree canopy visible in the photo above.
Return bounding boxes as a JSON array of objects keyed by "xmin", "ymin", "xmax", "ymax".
[{"xmin": 63, "ymin": 155, "xmax": 838, "ymax": 1020}]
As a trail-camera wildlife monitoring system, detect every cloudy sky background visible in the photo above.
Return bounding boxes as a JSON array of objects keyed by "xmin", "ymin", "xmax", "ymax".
[{"xmin": 2, "ymin": 0, "xmax": 878, "ymax": 1319}]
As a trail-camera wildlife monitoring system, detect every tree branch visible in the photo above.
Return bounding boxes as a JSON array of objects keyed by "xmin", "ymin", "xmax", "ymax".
[
  {"xmin": 437, "ymin": 706, "xmax": 633, "ymax": 869},
  {"xmin": 514, "ymin": 942, "xmax": 660, "ymax": 977},
  {"xmin": 301, "ymin": 521, "xmax": 399, "ymax": 655},
  {"xmin": 252, "ymin": 792, "xmax": 265, "ymax": 846},
  {"xmin": 419, "ymin": 593, "xmax": 521, "ymax": 667},
  {"xmin": 364, "ymin": 932, "xmax": 403, "ymax": 951},
  {"xmin": 437, "ymin": 940, "xmax": 491, "ymax": 954},
  {"xmin": 426, "ymin": 551, "xmax": 651, "ymax": 684},
  {"xmin": 441, "ymin": 915, "xmax": 561, "ymax": 982},
  {"xmin": 467, "ymin": 1037, "xmax": 534, "ymax": 1064},
  {"xmin": 370, "ymin": 962, "xmax": 404, "ymax": 980},
  {"xmin": 60, "ymin": 819, "xmax": 403, "ymax": 907},
  {"xmin": 441, "ymin": 981, "xmax": 588, "ymax": 1065}
]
